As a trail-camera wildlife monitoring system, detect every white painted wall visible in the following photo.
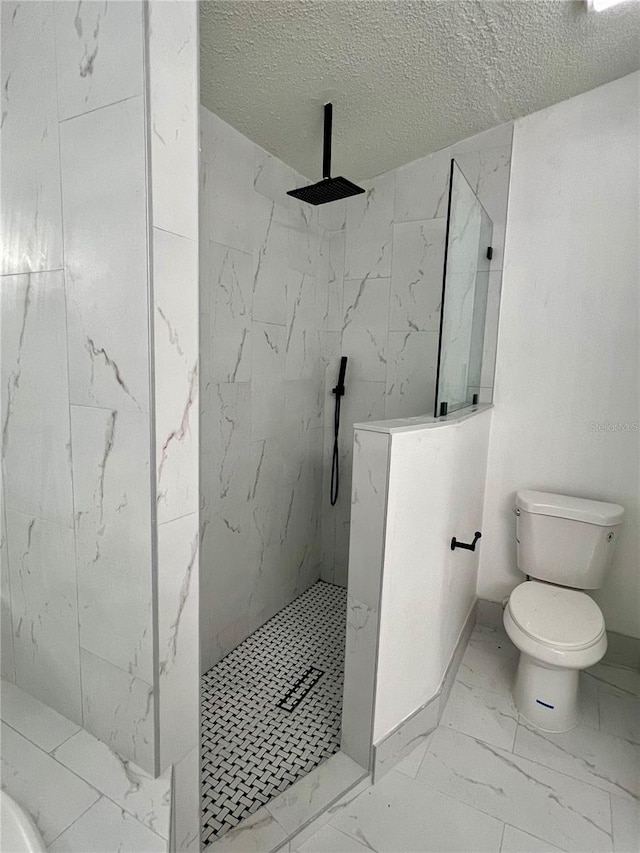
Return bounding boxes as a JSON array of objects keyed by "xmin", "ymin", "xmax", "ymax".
[
  {"xmin": 477, "ymin": 72, "xmax": 640, "ymax": 638},
  {"xmin": 373, "ymin": 409, "xmax": 492, "ymax": 741}
]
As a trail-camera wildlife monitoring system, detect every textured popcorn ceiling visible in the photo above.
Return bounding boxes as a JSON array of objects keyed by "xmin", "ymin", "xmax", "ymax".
[{"xmin": 200, "ymin": 0, "xmax": 640, "ymax": 181}]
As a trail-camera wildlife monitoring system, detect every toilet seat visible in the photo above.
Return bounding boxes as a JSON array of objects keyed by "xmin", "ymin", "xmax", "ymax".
[{"xmin": 507, "ymin": 581, "xmax": 605, "ymax": 651}]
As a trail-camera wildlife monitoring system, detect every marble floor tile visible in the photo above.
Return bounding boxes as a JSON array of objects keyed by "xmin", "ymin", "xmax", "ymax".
[
  {"xmin": 457, "ymin": 634, "xmax": 518, "ymax": 696},
  {"xmin": 0, "ymin": 722, "xmax": 99, "ymax": 845},
  {"xmin": 610, "ymin": 794, "xmax": 640, "ymax": 853},
  {"xmin": 0, "ymin": 678, "xmax": 80, "ymax": 753},
  {"xmin": 599, "ymin": 690, "xmax": 640, "ymax": 746},
  {"xmin": 295, "ymin": 824, "xmax": 372, "ymax": 853},
  {"xmin": 52, "ymin": 728, "xmax": 171, "ymax": 839},
  {"xmin": 330, "ymin": 768, "xmax": 504, "ymax": 853},
  {"xmin": 513, "ymin": 720, "xmax": 640, "ymax": 802},
  {"xmin": 440, "ymin": 679, "xmax": 518, "ymax": 751},
  {"xmin": 392, "ymin": 733, "xmax": 433, "ymax": 780},
  {"xmin": 585, "ymin": 663, "xmax": 640, "ymax": 698},
  {"xmin": 48, "ymin": 796, "xmax": 166, "ymax": 853},
  {"xmin": 203, "ymin": 806, "xmax": 287, "ymax": 853},
  {"xmin": 500, "ymin": 825, "xmax": 564, "ymax": 853},
  {"xmin": 417, "ymin": 727, "xmax": 613, "ymax": 852}
]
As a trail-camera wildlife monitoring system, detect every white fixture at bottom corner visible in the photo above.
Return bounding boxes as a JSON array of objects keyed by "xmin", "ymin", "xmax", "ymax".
[
  {"xmin": 0, "ymin": 791, "xmax": 46, "ymax": 853},
  {"xmin": 503, "ymin": 489, "xmax": 624, "ymax": 732},
  {"xmin": 587, "ymin": 0, "xmax": 638, "ymax": 12}
]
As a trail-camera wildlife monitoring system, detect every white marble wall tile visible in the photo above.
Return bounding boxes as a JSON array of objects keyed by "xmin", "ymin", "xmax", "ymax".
[
  {"xmin": 1, "ymin": 272, "xmax": 73, "ymax": 526},
  {"xmin": 319, "ymin": 199, "xmax": 347, "ymax": 233},
  {"xmin": 172, "ymin": 746, "xmax": 200, "ymax": 852},
  {"xmin": 1, "ymin": 2, "xmax": 63, "ymax": 275},
  {"xmin": 200, "ymin": 109, "xmax": 254, "ymax": 255},
  {"xmin": 71, "ymin": 405, "xmax": 152, "ymax": 682},
  {"xmin": 252, "ymin": 195, "xmax": 289, "ymax": 326},
  {"xmin": 385, "ymin": 330, "xmax": 439, "ymax": 418},
  {"xmin": 0, "ymin": 722, "xmax": 100, "ymax": 846},
  {"xmin": 52, "ymin": 728, "xmax": 171, "ymax": 839},
  {"xmin": 60, "ymin": 96, "xmax": 149, "ymax": 413},
  {"xmin": 206, "ymin": 382, "xmax": 252, "ymax": 508},
  {"xmin": 53, "ymin": 1, "xmax": 144, "ymax": 121},
  {"xmin": 6, "ymin": 510, "xmax": 81, "ymax": 724},
  {"xmin": 394, "ymin": 146, "xmax": 452, "ymax": 224},
  {"xmin": 286, "ymin": 271, "xmax": 322, "ymax": 380},
  {"xmin": 80, "ymin": 648, "xmax": 154, "ymax": 773},
  {"xmin": 147, "ymin": 0, "xmax": 198, "ymax": 239},
  {"xmin": 0, "ymin": 481, "xmax": 15, "ymax": 682},
  {"xmin": 157, "ymin": 512, "xmax": 199, "ymax": 769},
  {"xmin": 254, "ymin": 146, "xmax": 301, "ymax": 205},
  {"xmin": 418, "ymin": 727, "xmax": 613, "ymax": 852},
  {"xmin": 390, "ymin": 219, "xmax": 445, "ymax": 332},
  {"xmin": 206, "ymin": 242, "xmax": 253, "ymax": 383},
  {"xmin": 345, "ymin": 172, "xmax": 395, "ymax": 280},
  {"xmin": 318, "ymin": 229, "xmax": 346, "ymax": 332},
  {"xmin": 289, "ymin": 223, "xmax": 319, "ymax": 277},
  {"xmin": 330, "ymin": 768, "xmax": 504, "ymax": 853},
  {"xmin": 251, "ymin": 323, "xmax": 286, "ymax": 441},
  {"xmin": 341, "ymin": 594, "xmax": 378, "ymax": 769},
  {"xmin": 153, "ymin": 228, "xmax": 198, "ymax": 524},
  {"xmin": 0, "ymin": 678, "xmax": 80, "ymax": 753},
  {"xmin": 342, "ymin": 278, "xmax": 390, "ymax": 382},
  {"xmin": 48, "ymin": 796, "xmax": 166, "ymax": 853}
]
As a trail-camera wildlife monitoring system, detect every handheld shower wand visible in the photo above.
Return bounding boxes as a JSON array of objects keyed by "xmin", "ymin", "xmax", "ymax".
[{"xmin": 330, "ymin": 357, "xmax": 348, "ymax": 506}]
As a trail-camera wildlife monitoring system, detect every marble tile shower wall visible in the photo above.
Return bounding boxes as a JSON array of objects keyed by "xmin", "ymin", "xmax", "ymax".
[
  {"xmin": 199, "ymin": 108, "xmax": 327, "ymax": 673},
  {"xmin": 1, "ymin": 0, "xmax": 200, "ymax": 781},
  {"xmin": 319, "ymin": 123, "xmax": 513, "ymax": 584}
]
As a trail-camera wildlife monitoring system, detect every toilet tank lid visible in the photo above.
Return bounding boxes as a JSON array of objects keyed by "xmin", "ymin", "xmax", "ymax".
[{"xmin": 515, "ymin": 490, "xmax": 624, "ymax": 526}]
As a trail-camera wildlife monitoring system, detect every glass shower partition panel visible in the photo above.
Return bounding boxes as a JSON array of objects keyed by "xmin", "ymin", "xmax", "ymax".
[{"xmin": 434, "ymin": 160, "xmax": 493, "ymax": 416}]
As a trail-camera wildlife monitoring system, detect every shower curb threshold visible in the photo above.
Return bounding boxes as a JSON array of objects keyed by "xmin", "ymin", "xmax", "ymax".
[{"xmin": 203, "ymin": 751, "xmax": 369, "ymax": 853}]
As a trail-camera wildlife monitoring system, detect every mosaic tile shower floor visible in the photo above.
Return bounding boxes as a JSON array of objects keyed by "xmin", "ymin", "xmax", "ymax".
[{"xmin": 201, "ymin": 581, "xmax": 348, "ymax": 844}]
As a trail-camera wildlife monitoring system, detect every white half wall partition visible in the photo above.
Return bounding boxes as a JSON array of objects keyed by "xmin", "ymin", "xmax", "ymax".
[{"xmin": 341, "ymin": 406, "xmax": 492, "ymax": 773}]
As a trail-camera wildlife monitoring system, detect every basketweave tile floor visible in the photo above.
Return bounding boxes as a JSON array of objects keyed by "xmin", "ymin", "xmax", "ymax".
[
  {"xmin": 201, "ymin": 580, "xmax": 348, "ymax": 845},
  {"xmin": 288, "ymin": 623, "xmax": 640, "ymax": 853}
]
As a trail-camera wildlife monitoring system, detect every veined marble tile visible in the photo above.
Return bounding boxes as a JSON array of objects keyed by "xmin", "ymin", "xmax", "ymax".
[
  {"xmin": 252, "ymin": 195, "xmax": 289, "ymax": 326},
  {"xmin": 200, "ymin": 108, "xmax": 254, "ymax": 255},
  {"xmin": 0, "ymin": 482, "xmax": 14, "ymax": 682},
  {"xmin": 342, "ymin": 278, "xmax": 390, "ymax": 382},
  {"xmin": 457, "ymin": 629, "xmax": 518, "ymax": 695},
  {"xmin": 513, "ymin": 719, "xmax": 640, "ymax": 801},
  {"xmin": 0, "ymin": 722, "xmax": 100, "ymax": 846},
  {"xmin": 54, "ymin": 1, "xmax": 144, "ymax": 121},
  {"xmin": 71, "ymin": 405, "xmax": 153, "ymax": 682},
  {"xmin": 1, "ymin": 2, "xmax": 63, "ymax": 274},
  {"xmin": 48, "ymin": 796, "xmax": 166, "ymax": 853},
  {"xmin": 599, "ymin": 689, "xmax": 640, "ymax": 746},
  {"xmin": 204, "ymin": 805, "xmax": 287, "ymax": 853},
  {"xmin": 586, "ymin": 662, "xmax": 640, "ymax": 698},
  {"xmin": 286, "ymin": 271, "xmax": 322, "ymax": 381},
  {"xmin": 500, "ymin": 825, "xmax": 564, "ymax": 853},
  {"xmin": 390, "ymin": 219, "xmax": 445, "ymax": 332},
  {"xmin": 172, "ymin": 746, "xmax": 200, "ymax": 853},
  {"xmin": 331, "ymin": 768, "xmax": 504, "ymax": 853},
  {"xmin": 0, "ymin": 677, "xmax": 80, "ymax": 754},
  {"xmin": 6, "ymin": 511, "xmax": 82, "ymax": 724},
  {"xmin": 341, "ymin": 595, "xmax": 378, "ymax": 769},
  {"xmin": 80, "ymin": 648, "xmax": 155, "ymax": 773},
  {"xmin": 254, "ymin": 146, "xmax": 301, "ymax": 205},
  {"xmin": 394, "ymin": 147, "xmax": 452, "ymax": 224},
  {"xmin": 374, "ymin": 697, "xmax": 439, "ymax": 782},
  {"xmin": 148, "ymin": 0, "xmax": 198, "ymax": 239},
  {"xmin": 251, "ymin": 323, "xmax": 286, "ymax": 441},
  {"xmin": 289, "ymin": 223, "xmax": 319, "ymax": 278},
  {"xmin": 266, "ymin": 752, "xmax": 365, "ymax": 835},
  {"xmin": 287, "ymin": 778, "xmax": 373, "ymax": 850},
  {"xmin": 206, "ymin": 242, "xmax": 253, "ymax": 383},
  {"xmin": 318, "ymin": 229, "xmax": 346, "ymax": 332},
  {"xmin": 1, "ymin": 272, "xmax": 73, "ymax": 527},
  {"xmin": 345, "ymin": 172, "xmax": 395, "ymax": 280},
  {"xmin": 610, "ymin": 794, "xmax": 640, "ymax": 853},
  {"xmin": 385, "ymin": 330, "xmax": 439, "ymax": 419},
  {"xmin": 393, "ymin": 733, "xmax": 434, "ymax": 779},
  {"xmin": 153, "ymin": 228, "xmax": 199, "ymax": 524},
  {"xmin": 418, "ymin": 727, "xmax": 614, "ymax": 852},
  {"xmin": 284, "ymin": 380, "xmax": 324, "ymax": 436},
  {"xmin": 480, "ymin": 270, "xmax": 503, "ymax": 389},
  {"xmin": 52, "ymin": 727, "xmax": 171, "ymax": 839},
  {"xmin": 206, "ymin": 382, "xmax": 252, "ymax": 507},
  {"xmin": 440, "ymin": 680, "xmax": 518, "ymax": 752},
  {"xmin": 295, "ymin": 824, "xmax": 372, "ymax": 853},
  {"xmin": 319, "ymin": 199, "xmax": 347, "ymax": 232},
  {"xmin": 157, "ymin": 512, "xmax": 199, "ymax": 769},
  {"xmin": 60, "ymin": 96, "xmax": 149, "ymax": 413}
]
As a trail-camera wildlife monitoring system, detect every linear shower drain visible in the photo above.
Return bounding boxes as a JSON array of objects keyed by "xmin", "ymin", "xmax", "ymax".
[{"xmin": 276, "ymin": 666, "xmax": 324, "ymax": 712}]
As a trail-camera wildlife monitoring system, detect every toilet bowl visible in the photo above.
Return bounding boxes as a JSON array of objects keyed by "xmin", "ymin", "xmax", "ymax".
[
  {"xmin": 504, "ymin": 490, "xmax": 623, "ymax": 733},
  {"xmin": 504, "ymin": 580, "xmax": 607, "ymax": 731}
]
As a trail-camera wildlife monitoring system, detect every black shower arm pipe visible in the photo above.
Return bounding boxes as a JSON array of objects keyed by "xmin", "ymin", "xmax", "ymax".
[{"xmin": 323, "ymin": 103, "xmax": 333, "ymax": 180}]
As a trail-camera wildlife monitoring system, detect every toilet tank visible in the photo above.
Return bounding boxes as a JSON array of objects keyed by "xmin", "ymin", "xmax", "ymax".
[{"xmin": 515, "ymin": 490, "xmax": 624, "ymax": 589}]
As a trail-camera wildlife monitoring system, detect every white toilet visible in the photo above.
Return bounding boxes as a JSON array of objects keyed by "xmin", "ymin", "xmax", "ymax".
[{"xmin": 503, "ymin": 489, "xmax": 624, "ymax": 732}]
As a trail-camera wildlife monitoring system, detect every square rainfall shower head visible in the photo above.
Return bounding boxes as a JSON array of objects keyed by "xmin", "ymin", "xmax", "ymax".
[{"xmin": 287, "ymin": 176, "xmax": 365, "ymax": 206}]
